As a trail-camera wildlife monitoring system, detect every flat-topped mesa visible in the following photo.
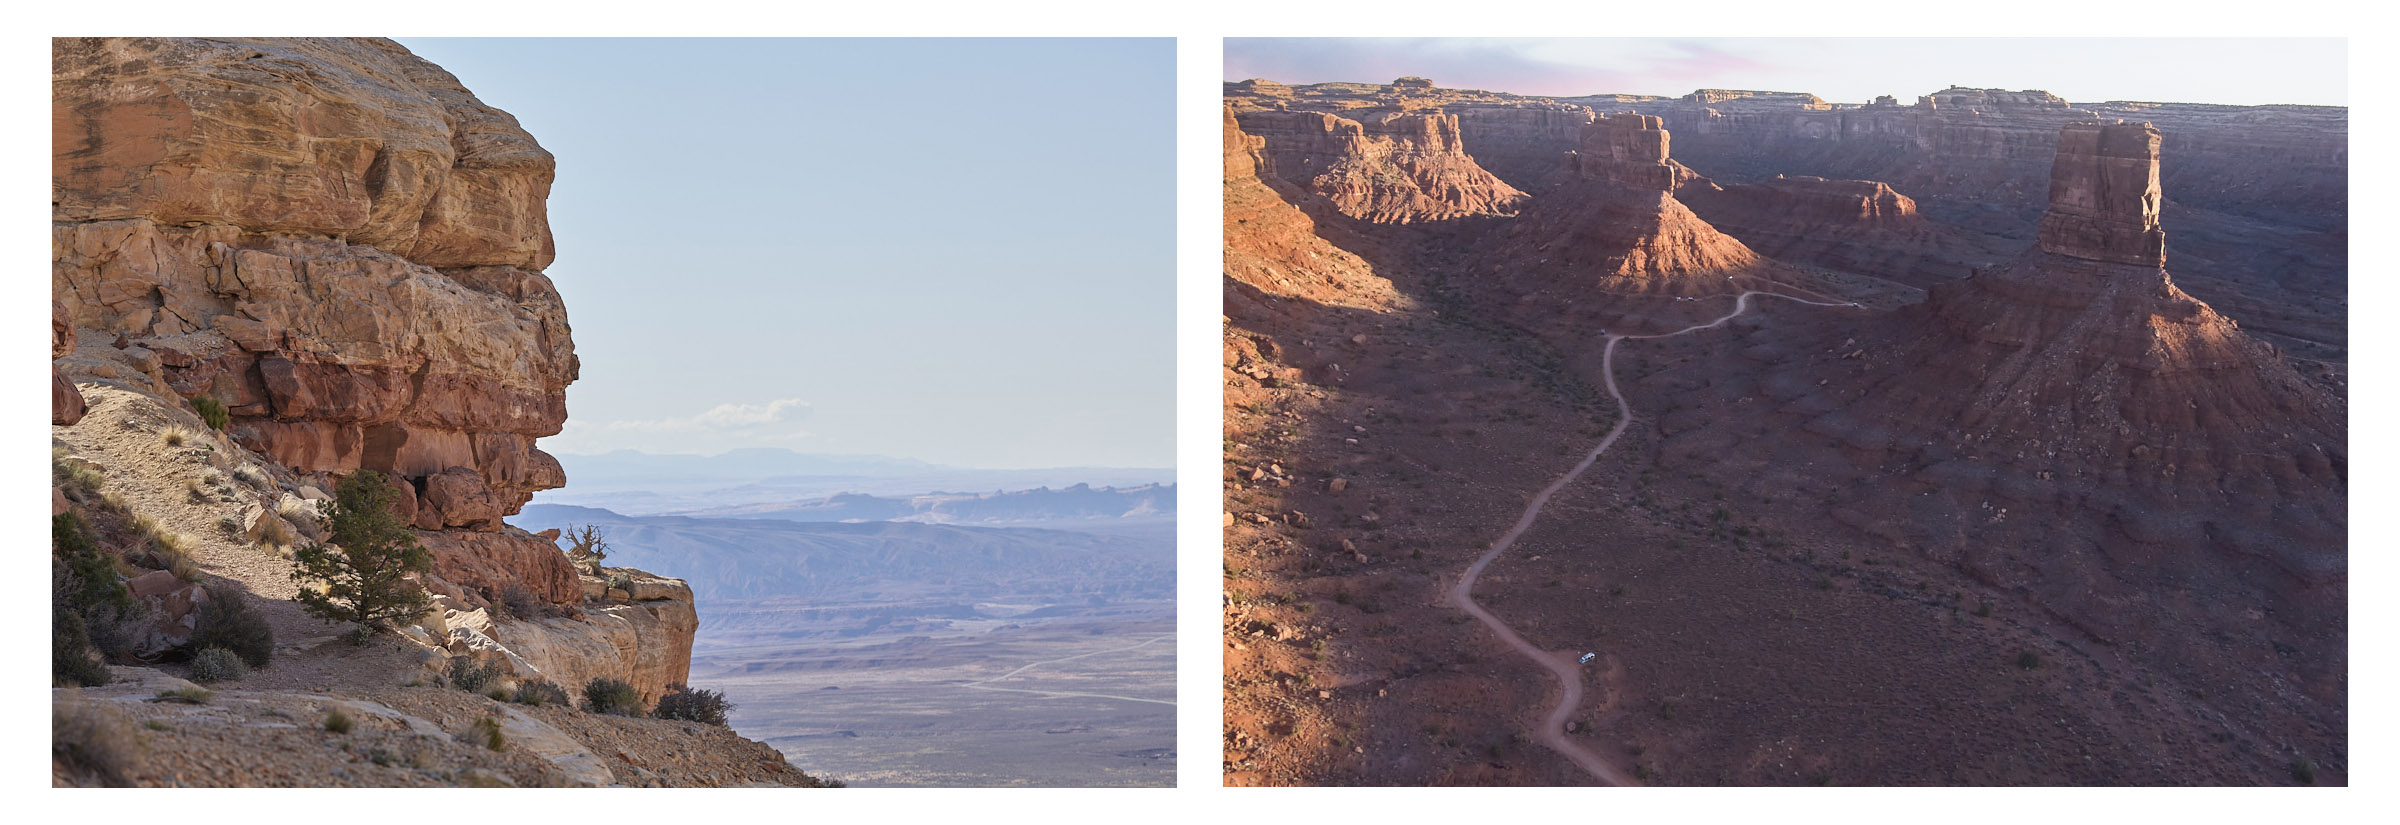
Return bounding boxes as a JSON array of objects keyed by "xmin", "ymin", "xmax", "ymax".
[
  {"xmin": 1752, "ymin": 175, "xmax": 1920, "ymax": 222},
  {"xmin": 1236, "ymin": 108, "xmax": 1525, "ymax": 224},
  {"xmin": 1917, "ymin": 86, "xmax": 2071, "ymax": 110},
  {"xmin": 2036, "ymin": 121, "xmax": 2167, "ymax": 266}
]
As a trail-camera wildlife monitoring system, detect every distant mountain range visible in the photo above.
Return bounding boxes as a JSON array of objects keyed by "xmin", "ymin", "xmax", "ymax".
[
  {"xmin": 680, "ymin": 482, "xmax": 1173, "ymax": 526},
  {"xmin": 536, "ymin": 448, "xmax": 1175, "ymax": 517},
  {"xmin": 511, "ymin": 504, "xmax": 1173, "ymax": 608}
]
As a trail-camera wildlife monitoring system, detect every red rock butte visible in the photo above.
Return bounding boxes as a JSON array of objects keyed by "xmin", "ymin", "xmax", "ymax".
[{"xmin": 2036, "ymin": 121, "xmax": 2167, "ymax": 266}]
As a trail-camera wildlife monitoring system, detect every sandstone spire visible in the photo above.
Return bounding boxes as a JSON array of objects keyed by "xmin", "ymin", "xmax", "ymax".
[{"xmin": 2034, "ymin": 121, "xmax": 2167, "ymax": 266}]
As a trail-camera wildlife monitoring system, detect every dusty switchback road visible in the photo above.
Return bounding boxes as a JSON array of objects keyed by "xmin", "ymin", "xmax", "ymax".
[{"xmin": 1446, "ymin": 290, "xmax": 1853, "ymax": 786}]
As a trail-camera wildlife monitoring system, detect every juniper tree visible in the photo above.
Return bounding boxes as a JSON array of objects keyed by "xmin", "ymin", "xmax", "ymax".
[{"xmin": 290, "ymin": 471, "xmax": 432, "ymax": 640}]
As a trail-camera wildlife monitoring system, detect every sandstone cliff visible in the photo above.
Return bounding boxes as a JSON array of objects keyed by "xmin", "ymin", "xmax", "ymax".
[
  {"xmin": 1236, "ymin": 109, "xmax": 1525, "ymax": 224},
  {"xmin": 1223, "ymin": 107, "xmax": 1402, "ymax": 311},
  {"xmin": 52, "ymin": 37, "xmax": 697, "ymax": 713}
]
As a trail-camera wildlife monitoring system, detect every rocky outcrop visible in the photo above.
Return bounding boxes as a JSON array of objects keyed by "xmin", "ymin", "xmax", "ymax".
[
  {"xmin": 51, "ymin": 37, "xmax": 576, "ymax": 605},
  {"xmin": 53, "ymin": 301, "xmax": 87, "ymax": 425},
  {"xmin": 2035, "ymin": 122, "xmax": 2166, "ymax": 265},
  {"xmin": 52, "ymin": 38, "xmax": 702, "ymax": 708},
  {"xmin": 1236, "ymin": 109, "xmax": 1525, "ymax": 224}
]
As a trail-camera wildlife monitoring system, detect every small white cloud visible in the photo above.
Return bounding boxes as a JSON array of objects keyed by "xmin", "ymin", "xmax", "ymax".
[{"xmin": 591, "ymin": 398, "xmax": 814, "ymax": 433}]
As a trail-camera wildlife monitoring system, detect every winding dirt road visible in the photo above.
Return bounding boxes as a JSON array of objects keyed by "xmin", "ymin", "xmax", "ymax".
[{"xmin": 1445, "ymin": 290, "xmax": 1851, "ymax": 785}]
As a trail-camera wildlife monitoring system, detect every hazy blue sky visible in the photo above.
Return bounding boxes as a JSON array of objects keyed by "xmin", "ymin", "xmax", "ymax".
[
  {"xmin": 400, "ymin": 38, "xmax": 1174, "ymax": 469},
  {"xmin": 1225, "ymin": 38, "xmax": 2347, "ymax": 106}
]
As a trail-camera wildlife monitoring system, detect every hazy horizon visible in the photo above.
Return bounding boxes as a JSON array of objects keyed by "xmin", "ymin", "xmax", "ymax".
[
  {"xmin": 1225, "ymin": 37, "xmax": 2347, "ymax": 107},
  {"xmin": 397, "ymin": 38, "xmax": 1176, "ymax": 469}
]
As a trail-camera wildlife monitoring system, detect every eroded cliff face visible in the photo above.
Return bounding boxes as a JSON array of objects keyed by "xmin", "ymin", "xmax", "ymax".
[
  {"xmin": 1236, "ymin": 109, "xmax": 1525, "ymax": 224},
  {"xmin": 51, "ymin": 37, "xmax": 696, "ymax": 701}
]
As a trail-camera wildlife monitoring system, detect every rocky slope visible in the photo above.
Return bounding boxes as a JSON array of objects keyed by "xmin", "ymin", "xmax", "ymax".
[
  {"xmin": 52, "ymin": 36, "xmax": 789, "ymax": 786},
  {"xmin": 1678, "ymin": 175, "xmax": 2018, "ymax": 289}
]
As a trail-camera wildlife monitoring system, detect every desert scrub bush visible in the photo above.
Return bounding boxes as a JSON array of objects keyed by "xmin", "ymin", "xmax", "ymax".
[
  {"xmin": 53, "ymin": 449, "xmax": 104, "ymax": 501},
  {"xmin": 512, "ymin": 679, "xmax": 570, "ymax": 708},
  {"xmin": 159, "ymin": 425, "xmax": 197, "ymax": 448},
  {"xmin": 466, "ymin": 716, "xmax": 506, "ymax": 751},
  {"xmin": 53, "ymin": 701, "xmax": 144, "ymax": 787},
  {"xmin": 190, "ymin": 585, "xmax": 274, "ymax": 668},
  {"xmin": 232, "ymin": 464, "xmax": 270, "ymax": 489},
  {"xmin": 291, "ymin": 471, "xmax": 433, "ymax": 637},
  {"xmin": 2016, "ymin": 651, "xmax": 2042, "ymax": 670},
  {"xmin": 606, "ymin": 572, "xmax": 634, "ymax": 594},
  {"xmin": 255, "ymin": 515, "xmax": 295, "ymax": 549},
  {"xmin": 2290, "ymin": 755, "xmax": 2316, "ymax": 784},
  {"xmin": 324, "ymin": 708, "xmax": 354, "ymax": 734},
  {"xmin": 582, "ymin": 677, "xmax": 644, "ymax": 717},
  {"xmin": 499, "ymin": 584, "xmax": 549, "ymax": 620},
  {"xmin": 186, "ymin": 647, "xmax": 248, "ymax": 683},
  {"xmin": 446, "ymin": 656, "xmax": 507, "ymax": 695},
  {"xmin": 152, "ymin": 686, "xmax": 212, "ymax": 704},
  {"xmin": 53, "ymin": 605, "xmax": 114, "ymax": 687},
  {"xmin": 191, "ymin": 395, "xmax": 229, "ymax": 431},
  {"xmin": 652, "ymin": 683, "xmax": 735, "ymax": 726},
  {"xmin": 216, "ymin": 513, "xmax": 243, "ymax": 535}
]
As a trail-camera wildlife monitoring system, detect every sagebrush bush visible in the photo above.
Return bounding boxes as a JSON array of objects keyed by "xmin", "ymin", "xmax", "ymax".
[
  {"xmin": 446, "ymin": 656, "xmax": 506, "ymax": 695},
  {"xmin": 187, "ymin": 647, "xmax": 248, "ymax": 683},
  {"xmin": 652, "ymin": 683, "xmax": 734, "ymax": 726},
  {"xmin": 53, "ymin": 701, "xmax": 144, "ymax": 787},
  {"xmin": 467, "ymin": 716, "xmax": 506, "ymax": 751},
  {"xmin": 582, "ymin": 677, "xmax": 644, "ymax": 716},
  {"xmin": 324, "ymin": 709, "xmax": 354, "ymax": 734},
  {"xmin": 54, "ymin": 451, "xmax": 104, "ymax": 501},
  {"xmin": 512, "ymin": 679, "xmax": 570, "ymax": 708},
  {"xmin": 190, "ymin": 584, "xmax": 274, "ymax": 667},
  {"xmin": 192, "ymin": 395, "xmax": 229, "ymax": 431}
]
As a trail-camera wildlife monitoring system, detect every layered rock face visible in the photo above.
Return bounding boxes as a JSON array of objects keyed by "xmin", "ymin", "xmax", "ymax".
[
  {"xmin": 1448, "ymin": 105, "xmax": 1594, "ymax": 190},
  {"xmin": 2034, "ymin": 122, "xmax": 2166, "ymax": 265},
  {"xmin": 52, "ymin": 38, "xmax": 578, "ymax": 607},
  {"xmin": 1236, "ymin": 109, "xmax": 1526, "ymax": 224},
  {"xmin": 1222, "ymin": 108, "xmax": 1402, "ymax": 311}
]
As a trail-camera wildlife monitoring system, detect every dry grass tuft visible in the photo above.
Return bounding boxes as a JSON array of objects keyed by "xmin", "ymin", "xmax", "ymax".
[
  {"xmin": 159, "ymin": 425, "xmax": 196, "ymax": 448},
  {"xmin": 53, "ymin": 699, "xmax": 146, "ymax": 787}
]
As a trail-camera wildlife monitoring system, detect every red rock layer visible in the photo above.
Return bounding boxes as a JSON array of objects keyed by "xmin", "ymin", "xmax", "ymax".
[
  {"xmin": 52, "ymin": 37, "xmax": 578, "ymax": 605},
  {"xmin": 53, "ymin": 301, "xmax": 87, "ymax": 425},
  {"xmin": 1448, "ymin": 105, "xmax": 1595, "ymax": 191},
  {"xmin": 1222, "ymin": 107, "xmax": 1402, "ymax": 311},
  {"xmin": 1236, "ymin": 109, "xmax": 1526, "ymax": 224}
]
